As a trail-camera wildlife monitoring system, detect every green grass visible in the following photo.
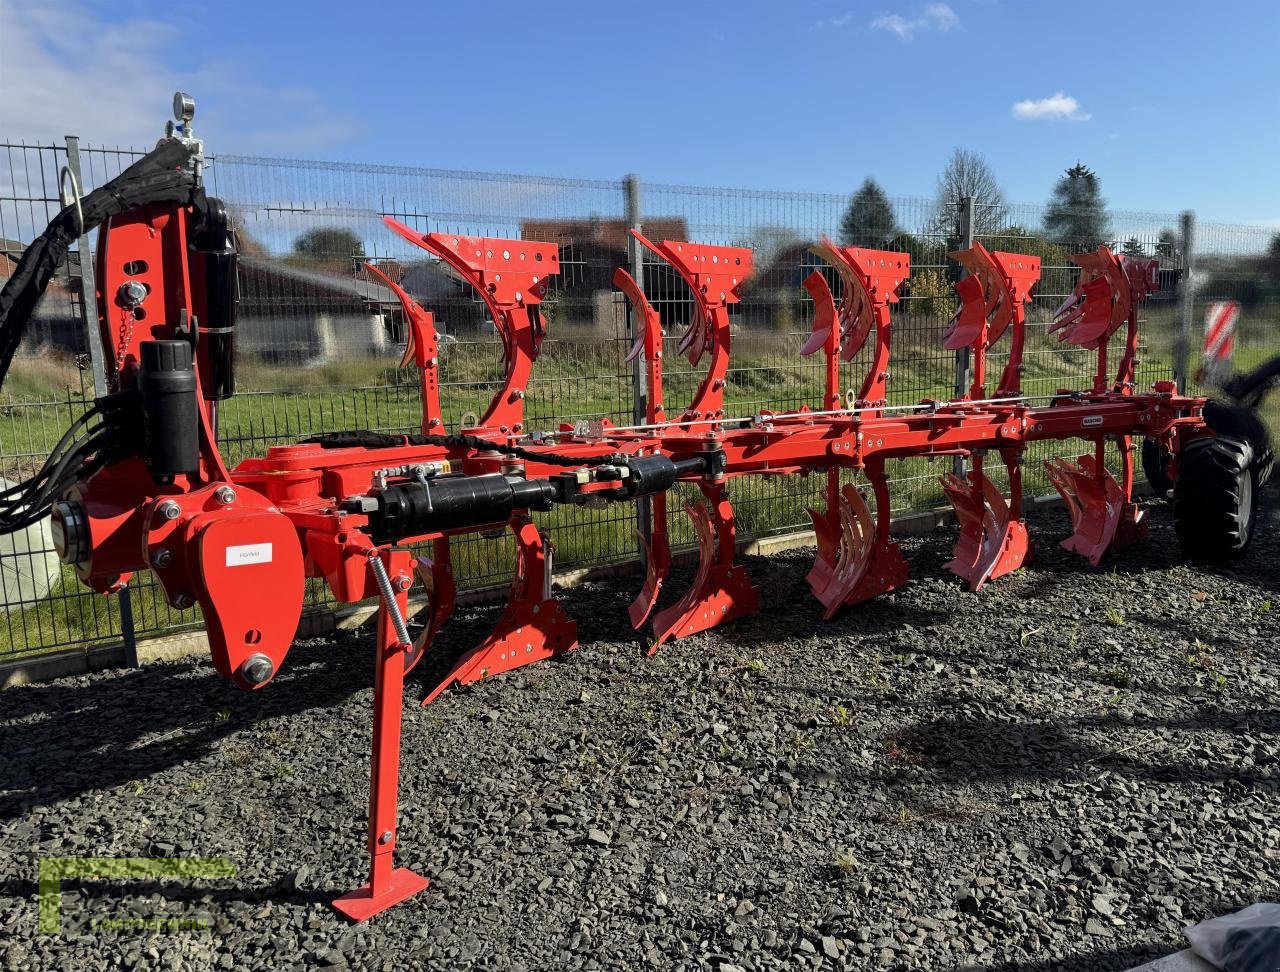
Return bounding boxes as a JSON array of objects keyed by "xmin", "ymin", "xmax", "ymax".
[{"xmin": 1, "ymin": 309, "xmax": 1268, "ymax": 658}]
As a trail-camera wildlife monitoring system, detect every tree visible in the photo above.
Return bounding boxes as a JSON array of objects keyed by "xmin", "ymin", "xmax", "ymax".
[
  {"xmin": 929, "ymin": 148, "xmax": 1007, "ymax": 236},
  {"xmin": 1042, "ymin": 163, "xmax": 1109, "ymax": 250},
  {"xmin": 839, "ymin": 178, "xmax": 899, "ymax": 246},
  {"xmin": 887, "ymin": 231, "xmax": 944, "ymax": 268},
  {"xmin": 1121, "ymin": 237, "xmax": 1146, "ymax": 257},
  {"xmin": 1155, "ymin": 228, "xmax": 1179, "ymax": 263},
  {"xmin": 989, "ymin": 225, "xmax": 1071, "ymax": 296},
  {"xmin": 748, "ymin": 224, "xmax": 805, "ymax": 270},
  {"xmin": 1265, "ymin": 233, "xmax": 1280, "ymax": 279},
  {"xmin": 293, "ymin": 227, "xmax": 365, "ymax": 264},
  {"xmin": 906, "ymin": 269, "xmax": 954, "ymax": 320}
]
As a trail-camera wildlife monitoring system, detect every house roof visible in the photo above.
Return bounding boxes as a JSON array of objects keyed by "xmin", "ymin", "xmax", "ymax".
[
  {"xmin": 238, "ymin": 256, "xmax": 401, "ymax": 310},
  {"xmin": 0, "ymin": 252, "xmax": 79, "ymax": 312},
  {"xmin": 520, "ymin": 217, "xmax": 689, "ymax": 250}
]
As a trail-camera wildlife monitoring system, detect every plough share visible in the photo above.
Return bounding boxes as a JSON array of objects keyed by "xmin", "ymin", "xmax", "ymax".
[{"xmin": 0, "ymin": 97, "xmax": 1268, "ymax": 921}]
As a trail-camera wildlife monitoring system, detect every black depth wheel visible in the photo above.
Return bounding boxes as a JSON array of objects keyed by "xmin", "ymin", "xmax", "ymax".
[
  {"xmin": 1141, "ymin": 437, "xmax": 1175, "ymax": 497},
  {"xmin": 1173, "ymin": 435, "xmax": 1259, "ymax": 562}
]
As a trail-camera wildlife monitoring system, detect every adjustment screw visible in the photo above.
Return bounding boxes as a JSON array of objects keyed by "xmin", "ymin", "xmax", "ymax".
[
  {"xmin": 239, "ymin": 653, "xmax": 274, "ymax": 687},
  {"xmin": 152, "ymin": 548, "xmax": 172, "ymax": 569},
  {"xmin": 214, "ymin": 486, "xmax": 236, "ymax": 505},
  {"xmin": 157, "ymin": 500, "xmax": 181, "ymax": 521}
]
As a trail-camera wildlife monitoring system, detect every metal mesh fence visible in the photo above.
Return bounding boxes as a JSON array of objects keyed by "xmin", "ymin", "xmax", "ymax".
[
  {"xmin": 0, "ymin": 142, "xmax": 122, "ymax": 656},
  {"xmin": 1, "ymin": 139, "xmax": 1276, "ymax": 660},
  {"xmin": 1191, "ymin": 221, "xmax": 1280, "ymax": 432}
]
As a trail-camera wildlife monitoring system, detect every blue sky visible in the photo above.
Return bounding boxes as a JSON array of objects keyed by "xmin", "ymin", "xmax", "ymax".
[{"xmin": 3, "ymin": 0, "xmax": 1279, "ymax": 225}]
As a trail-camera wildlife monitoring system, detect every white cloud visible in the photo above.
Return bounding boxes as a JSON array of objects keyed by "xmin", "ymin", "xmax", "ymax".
[
  {"xmin": 0, "ymin": 0, "xmax": 363, "ymax": 152},
  {"xmin": 870, "ymin": 3, "xmax": 959, "ymax": 41},
  {"xmin": 1011, "ymin": 92, "xmax": 1092, "ymax": 122}
]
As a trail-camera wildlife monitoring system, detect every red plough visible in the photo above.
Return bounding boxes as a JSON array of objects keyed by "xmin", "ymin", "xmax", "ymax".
[
  {"xmin": 800, "ymin": 240, "xmax": 910, "ymax": 614},
  {"xmin": 1045, "ymin": 246, "xmax": 1162, "ymax": 562},
  {"xmin": 939, "ymin": 242, "xmax": 1040, "ymax": 589},
  {"xmin": 3, "ymin": 99, "xmax": 1243, "ymax": 921},
  {"xmin": 624, "ymin": 232, "xmax": 760, "ymax": 649}
]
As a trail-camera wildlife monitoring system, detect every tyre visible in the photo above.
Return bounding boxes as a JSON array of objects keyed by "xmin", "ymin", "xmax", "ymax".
[
  {"xmin": 1173, "ymin": 434, "xmax": 1259, "ymax": 563},
  {"xmin": 1141, "ymin": 438, "xmax": 1175, "ymax": 497}
]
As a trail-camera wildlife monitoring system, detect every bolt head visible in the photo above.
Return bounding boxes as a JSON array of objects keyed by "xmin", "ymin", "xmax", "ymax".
[
  {"xmin": 214, "ymin": 486, "xmax": 236, "ymax": 505},
  {"xmin": 173, "ymin": 593, "xmax": 193, "ymax": 609},
  {"xmin": 152, "ymin": 548, "xmax": 172, "ymax": 569},
  {"xmin": 239, "ymin": 653, "xmax": 274, "ymax": 688},
  {"xmin": 395, "ymin": 575, "xmax": 412, "ymax": 592},
  {"xmin": 378, "ymin": 831, "xmax": 393, "ymax": 845},
  {"xmin": 157, "ymin": 500, "xmax": 181, "ymax": 521}
]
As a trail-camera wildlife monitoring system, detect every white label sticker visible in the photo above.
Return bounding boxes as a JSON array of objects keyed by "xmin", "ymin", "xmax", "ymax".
[
  {"xmin": 1082, "ymin": 415, "xmax": 1103, "ymax": 428},
  {"xmin": 225, "ymin": 542, "xmax": 273, "ymax": 567}
]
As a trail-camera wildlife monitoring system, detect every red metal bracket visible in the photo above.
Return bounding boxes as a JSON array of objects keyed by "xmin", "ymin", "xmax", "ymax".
[
  {"xmin": 810, "ymin": 239, "xmax": 908, "ymax": 410},
  {"xmin": 946, "ymin": 244, "xmax": 1041, "ymax": 397},
  {"xmin": 141, "ymin": 483, "xmax": 305, "ymax": 689},
  {"xmin": 1044, "ymin": 453, "xmax": 1146, "ymax": 565},
  {"xmin": 617, "ymin": 267, "xmax": 665, "ymax": 424},
  {"xmin": 941, "ymin": 463, "xmax": 1032, "ymax": 590},
  {"xmin": 1051, "ymin": 247, "xmax": 1160, "ymax": 395},
  {"xmin": 422, "ymin": 516, "xmax": 577, "ymax": 704},
  {"xmin": 799, "ymin": 270, "xmax": 843, "ymax": 573},
  {"xmin": 800, "ymin": 271, "xmax": 841, "ymax": 411},
  {"xmin": 648, "ymin": 482, "xmax": 759, "ymax": 649},
  {"xmin": 363, "ymin": 261, "xmax": 444, "ymax": 431},
  {"xmin": 406, "ymin": 540, "xmax": 454, "ymax": 675},
  {"xmin": 615, "ymin": 268, "xmax": 673, "ymax": 628},
  {"xmin": 333, "ymin": 548, "xmax": 431, "ymax": 921},
  {"xmin": 629, "ymin": 491, "xmax": 671, "ymax": 629},
  {"xmin": 630, "ymin": 231, "xmax": 751, "ymax": 426},
  {"xmin": 96, "ymin": 203, "xmax": 230, "ymax": 482},
  {"xmin": 384, "ymin": 219, "xmax": 559, "ymax": 434},
  {"xmin": 805, "ymin": 472, "xmax": 909, "ymax": 618}
]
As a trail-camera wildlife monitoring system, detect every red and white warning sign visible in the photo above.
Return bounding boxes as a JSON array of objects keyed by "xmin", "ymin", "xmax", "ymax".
[{"xmin": 1203, "ymin": 300, "xmax": 1239, "ymax": 363}]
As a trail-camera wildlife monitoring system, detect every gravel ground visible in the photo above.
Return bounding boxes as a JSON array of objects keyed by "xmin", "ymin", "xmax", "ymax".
[{"xmin": 2, "ymin": 497, "xmax": 1278, "ymax": 971}]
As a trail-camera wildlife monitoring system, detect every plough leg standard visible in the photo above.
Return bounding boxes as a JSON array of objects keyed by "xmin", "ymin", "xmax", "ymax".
[{"xmin": 0, "ymin": 97, "xmax": 1270, "ymax": 920}]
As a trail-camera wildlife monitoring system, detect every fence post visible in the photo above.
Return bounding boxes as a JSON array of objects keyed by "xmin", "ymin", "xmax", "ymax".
[
  {"xmin": 953, "ymin": 195, "xmax": 976, "ymax": 477},
  {"xmin": 1174, "ymin": 210, "xmax": 1196, "ymax": 396},
  {"xmin": 624, "ymin": 175, "xmax": 652, "ymax": 566},
  {"xmin": 65, "ymin": 135, "xmax": 139, "ymax": 667}
]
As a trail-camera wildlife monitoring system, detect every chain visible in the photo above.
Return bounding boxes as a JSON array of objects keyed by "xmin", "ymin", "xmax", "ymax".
[{"xmin": 113, "ymin": 309, "xmax": 135, "ymax": 391}]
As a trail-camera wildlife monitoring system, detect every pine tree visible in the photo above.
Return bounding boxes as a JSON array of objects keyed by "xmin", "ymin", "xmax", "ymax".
[
  {"xmin": 1042, "ymin": 164, "xmax": 1109, "ymax": 250},
  {"xmin": 839, "ymin": 178, "xmax": 899, "ymax": 246},
  {"xmin": 1155, "ymin": 228, "xmax": 1179, "ymax": 262},
  {"xmin": 1121, "ymin": 237, "xmax": 1146, "ymax": 257}
]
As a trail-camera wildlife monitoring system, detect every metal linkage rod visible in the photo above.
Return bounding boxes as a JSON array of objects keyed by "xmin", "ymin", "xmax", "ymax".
[{"xmin": 575, "ymin": 393, "xmax": 1077, "ymax": 438}]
